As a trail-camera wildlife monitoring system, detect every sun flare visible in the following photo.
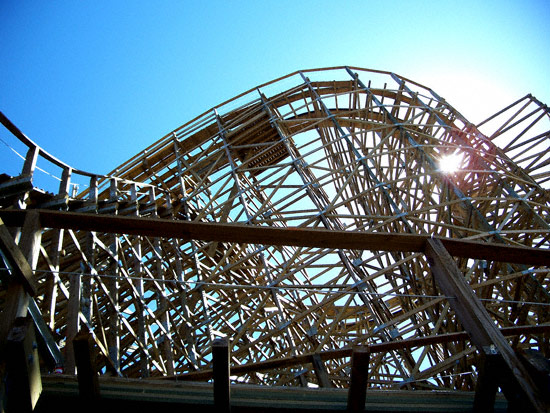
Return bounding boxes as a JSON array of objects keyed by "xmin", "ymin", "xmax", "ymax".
[{"xmin": 439, "ymin": 153, "xmax": 463, "ymax": 173}]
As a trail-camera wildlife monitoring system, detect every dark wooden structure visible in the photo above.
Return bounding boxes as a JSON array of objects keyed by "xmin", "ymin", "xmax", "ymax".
[{"xmin": 1, "ymin": 66, "xmax": 550, "ymax": 411}]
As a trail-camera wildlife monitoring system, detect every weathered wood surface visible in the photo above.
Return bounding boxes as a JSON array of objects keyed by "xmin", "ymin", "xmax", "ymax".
[{"xmin": 1, "ymin": 68, "xmax": 549, "ymax": 400}]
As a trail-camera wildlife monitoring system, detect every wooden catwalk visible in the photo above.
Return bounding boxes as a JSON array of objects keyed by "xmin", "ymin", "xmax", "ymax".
[{"xmin": 1, "ymin": 66, "xmax": 549, "ymax": 412}]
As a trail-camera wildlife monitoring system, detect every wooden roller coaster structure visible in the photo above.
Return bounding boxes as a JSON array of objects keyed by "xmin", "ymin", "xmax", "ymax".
[{"xmin": 1, "ymin": 66, "xmax": 550, "ymax": 411}]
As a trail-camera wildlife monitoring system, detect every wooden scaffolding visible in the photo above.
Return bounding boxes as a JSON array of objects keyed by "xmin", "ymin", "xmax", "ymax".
[{"xmin": 1, "ymin": 66, "xmax": 550, "ymax": 412}]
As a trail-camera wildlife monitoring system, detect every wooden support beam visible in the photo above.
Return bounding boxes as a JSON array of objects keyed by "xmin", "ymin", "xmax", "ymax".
[
  {"xmin": 425, "ymin": 238, "xmax": 547, "ymax": 413},
  {"xmin": 73, "ymin": 328, "xmax": 100, "ymax": 403},
  {"xmin": 0, "ymin": 217, "xmax": 37, "ymax": 296},
  {"xmin": 347, "ymin": 347, "xmax": 370, "ymax": 412},
  {"xmin": 107, "ymin": 233, "xmax": 120, "ymax": 372},
  {"xmin": 65, "ymin": 263, "xmax": 81, "ymax": 375},
  {"xmin": 21, "ymin": 145, "xmax": 39, "ymax": 177},
  {"xmin": 473, "ymin": 347, "xmax": 501, "ymax": 412},
  {"xmin": 164, "ymin": 324, "xmax": 550, "ymax": 382},
  {"xmin": 213, "ymin": 337, "xmax": 231, "ymax": 413},
  {"xmin": 0, "ymin": 212, "xmax": 43, "ymax": 411},
  {"xmin": 1, "ymin": 209, "xmax": 549, "ymax": 266},
  {"xmin": 474, "ymin": 346, "xmax": 533, "ymax": 412},
  {"xmin": 5, "ymin": 317, "xmax": 42, "ymax": 412},
  {"xmin": 311, "ymin": 353, "xmax": 332, "ymax": 388},
  {"xmin": 0, "ymin": 220, "xmax": 36, "ymax": 402}
]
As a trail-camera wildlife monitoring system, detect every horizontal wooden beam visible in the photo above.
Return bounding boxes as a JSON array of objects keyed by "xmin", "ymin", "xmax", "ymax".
[
  {"xmin": 162, "ymin": 324, "xmax": 550, "ymax": 381},
  {"xmin": 39, "ymin": 374, "xmax": 508, "ymax": 411},
  {"xmin": 0, "ymin": 209, "xmax": 549, "ymax": 266}
]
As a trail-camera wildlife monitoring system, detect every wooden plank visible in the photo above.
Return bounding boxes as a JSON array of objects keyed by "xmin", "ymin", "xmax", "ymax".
[
  {"xmin": 347, "ymin": 347, "xmax": 370, "ymax": 412},
  {"xmin": 425, "ymin": 238, "xmax": 547, "ymax": 413},
  {"xmin": 213, "ymin": 337, "xmax": 231, "ymax": 413},
  {"xmin": 1, "ymin": 209, "xmax": 549, "ymax": 266},
  {"xmin": 73, "ymin": 328, "xmax": 100, "ymax": 403}
]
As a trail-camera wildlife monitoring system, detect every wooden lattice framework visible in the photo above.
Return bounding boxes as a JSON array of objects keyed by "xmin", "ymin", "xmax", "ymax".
[{"xmin": 1, "ymin": 66, "xmax": 550, "ymax": 409}]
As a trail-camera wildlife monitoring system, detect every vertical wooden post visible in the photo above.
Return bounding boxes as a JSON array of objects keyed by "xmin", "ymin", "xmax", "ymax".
[
  {"xmin": 42, "ymin": 229, "xmax": 63, "ymax": 330},
  {"xmin": 5, "ymin": 317, "xmax": 42, "ymax": 412},
  {"xmin": 130, "ymin": 183, "xmax": 149, "ymax": 377},
  {"xmin": 73, "ymin": 328, "xmax": 100, "ymax": 404},
  {"xmin": 42, "ymin": 168, "xmax": 71, "ymax": 330},
  {"xmin": 81, "ymin": 233, "xmax": 94, "ymax": 324},
  {"xmin": 473, "ymin": 347, "xmax": 501, "ymax": 413},
  {"xmin": 65, "ymin": 266, "xmax": 81, "ymax": 374},
  {"xmin": 311, "ymin": 353, "xmax": 332, "ymax": 388},
  {"xmin": 81, "ymin": 174, "xmax": 97, "ymax": 326},
  {"xmin": 347, "ymin": 347, "xmax": 370, "ymax": 413},
  {"xmin": 21, "ymin": 146, "xmax": 39, "ymax": 177},
  {"xmin": 88, "ymin": 175, "xmax": 98, "ymax": 205},
  {"xmin": 2, "ymin": 211, "xmax": 42, "ymax": 410},
  {"xmin": 18, "ymin": 210, "xmax": 42, "ymax": 271},
  {"xmin": 149, "ymin": 187, "xmax": 174, "ymax": 375},
  {"xmin": 0, "ymin": 213, "xmax": 42, "ymax": 411},
  {"xmin": 213, "ymin": 337, "xmax": 231, "ymax": 413},
  {"xmin": 1, "ymin": 211, "xmax": 42, "ymax": 347},
  {"xmin": 107, "ymin": 233, "xmax": 120, "ymax": 372},
  {"xmin": 59, "ymin": 167, "xmax": 72, "ymax": 197},
  {"xmin": 107, "ymin": 178, "xmax": 120, "ymax": 371}
]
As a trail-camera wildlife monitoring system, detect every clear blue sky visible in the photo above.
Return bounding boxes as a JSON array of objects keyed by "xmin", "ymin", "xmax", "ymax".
[{"xmin": 1, "ymin": 1, "xmax": 549, "ymax": 189}]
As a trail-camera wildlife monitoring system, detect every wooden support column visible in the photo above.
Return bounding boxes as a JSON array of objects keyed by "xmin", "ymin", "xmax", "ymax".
[
  {"xmin": 0, "ymin": 218, "xmax": 37, "ymax": 321},
  {"xmin": 42, "ymin": 229, "xmax": 63, "ymax": 330},
  {"xmin": 347, "ymin": 346, "xmax": 370, "ymax": 413},
  {"xmin": 21, "ymin": 146, "xmax": 39, "ymax": 177},
  {"xmin": 107, "ymin": 178, "xmax": 120, "ymax": 371},
  {"xmin": 473, "ymin": 347, "xmax": 504, "ymax": 412},
  {"xmin": 311, "ymin": 353, "xmax": 332, "ymax": 388},
  {"xmin": 130, "ymin": 184, "xmax": 149, "ymax": 377},
  {"xmin": 42, "ymin": 167, "xmax": 71, "ymax": 331},
  {"xmin": 174, "ymin": 247, "xmax": 199, "ymax": 369},
  {"xmin": 107, "ymin": 233, "xmax": 120, "ymax": 372},
  {"xmin": 150, "ymin": 188, "xmax": 175, "ymax": 375},
  {"xmin": 81, "ymin": 176, "xmax": 98, "ymax": 325},
  {"xmin": 73, "ymin": 328, "xmax": 100, "ymax": 404},
  {"xmin": 425, "ymin": 238, "xmax": 546, "ymax": 413},
  {"xmin": 0, "ymin": 211, "xmax": 41, "ymax": 350},
  {"xmin": 5, "ymin": 317, "xmax": 42, "ymax": 412},
  {"xmin": 213, "ymin": 337, "xmax": 231, "ymax": 413},
  {"xmin": 65, "ymin": 262, "xmax": 82, "ymax": 374},
  {"xmin": 0, "ymin": 213, "xmax": 42, "ymax": 411},
  {"xmin": 81, "ymin": 232, "xmax": 95, "ymax": 324}
]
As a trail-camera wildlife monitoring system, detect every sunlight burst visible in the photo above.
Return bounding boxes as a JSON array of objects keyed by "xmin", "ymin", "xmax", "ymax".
[{"xmin": 439, "ymin": 153, "xmax": 463, "ymax": 173}]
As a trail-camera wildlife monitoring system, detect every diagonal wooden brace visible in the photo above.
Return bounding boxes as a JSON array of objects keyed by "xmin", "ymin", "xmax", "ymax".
[{"xmin": 425, "ymin": 238, "xmax": 546, "ymax": 413}]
